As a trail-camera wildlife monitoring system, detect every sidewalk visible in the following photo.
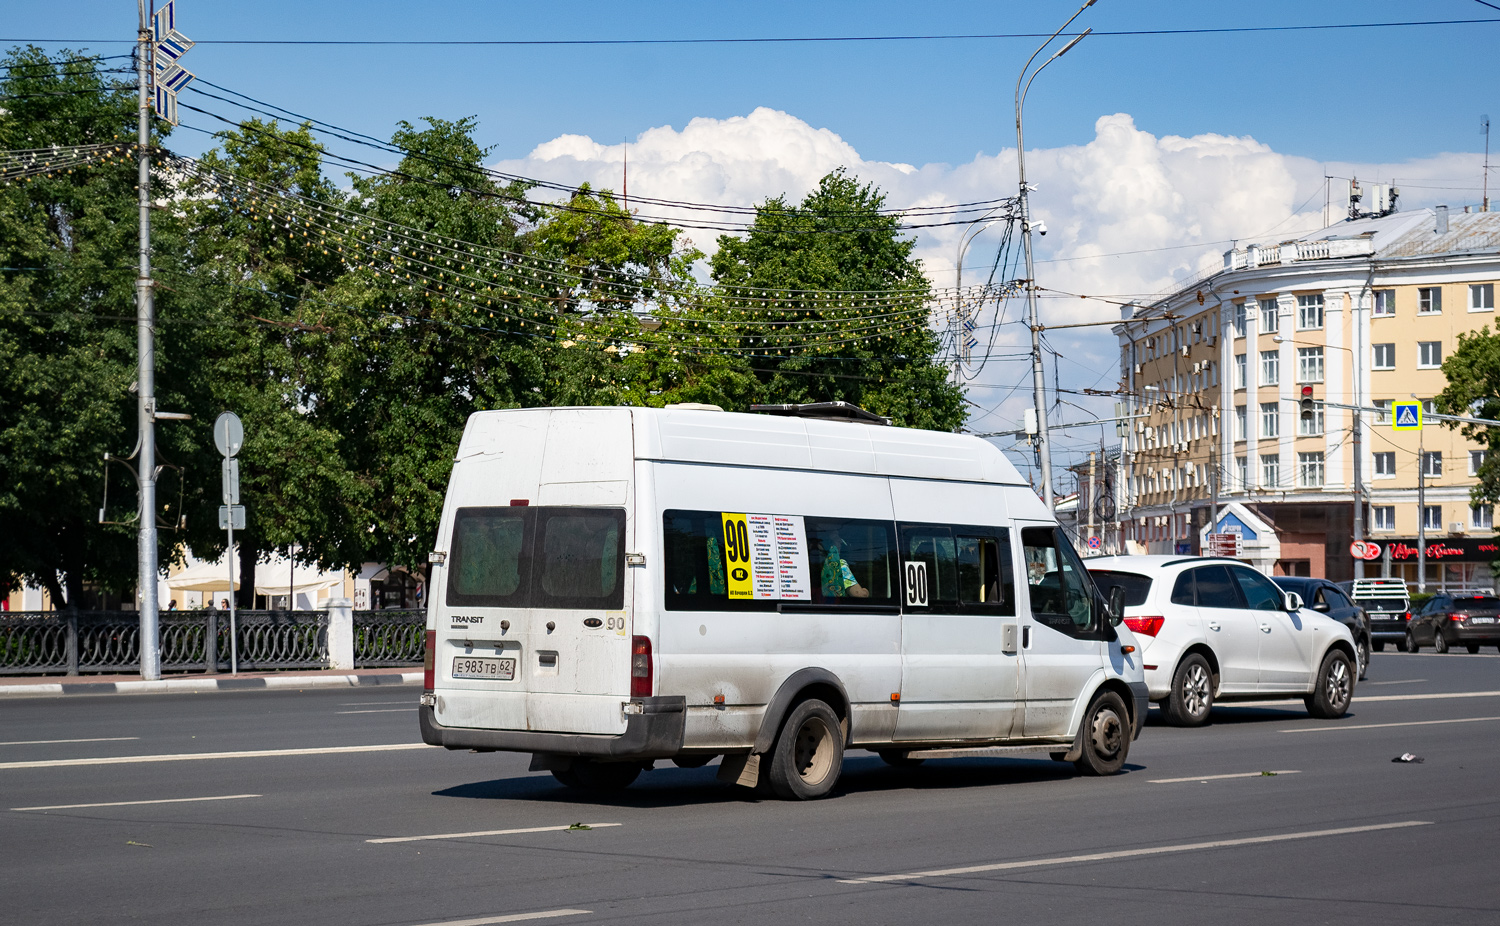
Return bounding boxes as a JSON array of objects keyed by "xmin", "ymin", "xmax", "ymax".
[{"xmin": 0, "ymin": 666, "xmax": 422, "ymax": 698}]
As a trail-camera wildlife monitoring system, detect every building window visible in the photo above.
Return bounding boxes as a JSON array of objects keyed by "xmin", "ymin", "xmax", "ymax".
[
  {"xmin": 1422, "ymin": 451, "xmax": 1443, "ymax": 478},
  {"xmin": 1373, "ymin": 289, "xmax": 1396, "ymax": 316},
  {"xmin": 1470, "ymin": 283, "xmax": 1494, "ymax": 312},
  {"xmin": 1236, "ymin": 455, "xmax": 1247, "ymax": 490},
  {"xmin": 1373, "ymin": 506, "xmax": 1396, "ymax": 531},
  {"xmin": 1261, "ymin": 402, "xmax": 1280, "ymax": 439},
  {"xmin": 1373, "ymin": 452, "xmax": 1396, "ymax": 478},
  {"xmin": 1423, "ymin": 505, "xmax": 1443, "ymax": 531},
  {"xmin": 1299, "ymin": 402, "xmax": 1325, "ymax": 436},
  {"xmin": 1260, "ymin": 349, "xmax": 1280, "ymax": 385},
  {"xmin": 1297, "ymin": 294, "xmax": 1325, "ymax": 330},
  {"xmin": 1372, "ymin": 343, "xmax": 1396, "ymax": 370},
  {"xmin": 1418, "ymin": 287, "xmax": 1442, "ymax": 314},
  {"xmin": 1422, "ymin": 399, "xmax": 1438, "ymax": 417},
  {"xmin": 1373, "ymin": 399, "xmax": 1392, "ymax": 424},
  {"xmin": 1233, "ymin": 353, "xmax": 1246, "ymax": 389},
  {"xmin": 1418, "ymin": 341, "xmax": 1443, "ymax": 368},
  {"xmin": 1234, "ymin": 405, "xmax": 1247, "ymax": 441},
  {"xmin": 1233, "ymin": 303, "xmax": 1247, "ymax": 338},
  {"xmin": 1297, "ymin": 346, "xmax": 1324, "ymax": 383},
  {"xmin": 1473, "ymin": 505, "xmax": 1494, "ymax": 530},
  {"xmin": 1298, "ymin": 452, "xmax": 1325, "ymax": 488},
  {"xmin": 1259, "ymin": 297, "xmax": 1279, "ymax": 333},
  {"xmin": 1471, "ymin": 449, "xmax": 1487, "ymax": 476},
  {"xmin": 1262, "ymin": 453, "xmax": 1281, "ymax": 489}
]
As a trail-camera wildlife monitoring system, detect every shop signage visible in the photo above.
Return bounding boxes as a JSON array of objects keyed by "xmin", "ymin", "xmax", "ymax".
[{"xmin": 1383, "ymin": 538, "xmax": 1500, "ymax": 563}]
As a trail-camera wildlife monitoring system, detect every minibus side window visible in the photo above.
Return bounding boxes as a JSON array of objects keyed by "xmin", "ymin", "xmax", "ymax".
[
  {"xmin": 1021, "ymin": 526, "xmax": 1099, "ymax": 636},
  {"xmin": 956, "ymin": 531, "xmax": 1015, "ymax": 615},
  {"xmin": 662, "ymin": 510, "xmax": 773, "ymax": 612},
  {"xmin": 446, "ymin": 507, "xmax": 532, "ymax": 607},
  {"xmin": 535, "ymin": 510, "xmax": 625, "ymax": 609},
  {"xmin": 900, "ymin": 526, "xmax": 959, "ymax": 606},
  {"xmin": 806, "ymin": 518, "xmax": 898, "ymax": 605}
]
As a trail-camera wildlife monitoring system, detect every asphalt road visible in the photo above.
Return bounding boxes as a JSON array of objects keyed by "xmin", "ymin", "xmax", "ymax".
[{"xmin": 3, "ymin": 652, "xmax": 1498, "ymax": 926}]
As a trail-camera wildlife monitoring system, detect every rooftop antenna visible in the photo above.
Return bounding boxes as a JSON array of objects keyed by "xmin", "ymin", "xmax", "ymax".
[{"xmin": 1483, "ymin": 114, "xmax": 1491, "ymax": 212}]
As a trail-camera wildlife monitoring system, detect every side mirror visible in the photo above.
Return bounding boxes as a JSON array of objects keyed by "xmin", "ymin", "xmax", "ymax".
[
  {"xmin": 1283, "ymin": 591, "xmax": 1304, "ymax": 612},
  {"xmin": 1107, "ymin": 586, "xmax": 1126, "ymax": 626},
  {"xmin": 1312, "ymin": 601, "xmax": 1331, "ymax": 612}
]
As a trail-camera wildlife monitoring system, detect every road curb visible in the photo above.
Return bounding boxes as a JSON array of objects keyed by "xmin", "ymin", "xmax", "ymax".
[{"xmin": 0, "ymin": 671, "xmax": 423, "ymax": 699}]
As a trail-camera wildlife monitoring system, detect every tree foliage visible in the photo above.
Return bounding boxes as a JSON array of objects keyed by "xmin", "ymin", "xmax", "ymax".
[{"xmin": 1437, "ymin": 325, "xmax": 1500, "ymax": 506}]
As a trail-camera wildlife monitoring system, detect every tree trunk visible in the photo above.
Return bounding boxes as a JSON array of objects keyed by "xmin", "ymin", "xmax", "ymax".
[{"xmin": 237, "ymin": 539, "xmax": 257, "ymax": 610}]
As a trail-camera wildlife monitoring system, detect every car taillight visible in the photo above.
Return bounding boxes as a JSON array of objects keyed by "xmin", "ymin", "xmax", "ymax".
[
  {"xmin": 630, "ymin": 635, "xmax": 653, "ymax": 698},
  {"xmin": 1450, "ymin": 613, "xmax": 1469, "ymax": 623},
  {"xmin": 1124, "ymin": 616, "xmax": 1165, "ymax": 636},
  {"xmin": 1403, "ymin": 611, "xmax": 1411, "ymax": 621},
  {"xmin": 423, "ymin": 630, "xmax": 436, "ymax": 690}
]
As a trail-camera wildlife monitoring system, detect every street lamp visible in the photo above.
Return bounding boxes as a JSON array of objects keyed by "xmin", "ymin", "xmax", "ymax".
[
  {"xmin": 1274, "ymin": 334, "xmax": 1366, "ymax": 577},
  {"xmin": 1016, "ymin": 0, "xmax": 1098, "ymax": 509}
]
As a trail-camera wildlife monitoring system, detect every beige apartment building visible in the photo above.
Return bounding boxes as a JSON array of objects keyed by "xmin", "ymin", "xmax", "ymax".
[{"xmin": 1114, "ymin": 207, "xmax": 1500, "ymax": 587}]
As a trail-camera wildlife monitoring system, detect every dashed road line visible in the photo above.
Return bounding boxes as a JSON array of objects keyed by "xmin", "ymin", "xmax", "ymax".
[
  {"xmin": 408, "ymin": 911, "xmax": 590, "ymax": 926},
  {"xmin": 336, "ymin": 708, "xmax": 413, "ymax": 714},
  {"xmin": 1282, "ymin": 716, "xmax": 1500, "ymax": 733},
  {"xmin": 1149, "ymin": 770, "xmax": 1299, "ymax": 784},
  {"xmin": 13, "ymin": 793, "xmax": 261, "ymax": 811},
  {"xmin": 0, "ymin": 737, "xmax": 139, "ymax": 747},
  {"xmin": 369, "ymin": 823, "xmax": 622, "ymax": 844},
  {"xmin": 0, "ymin": 743, "xmax": 427, "ymax": 770}
]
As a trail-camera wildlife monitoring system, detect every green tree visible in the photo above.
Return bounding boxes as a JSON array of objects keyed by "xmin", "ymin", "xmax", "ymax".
[
  {"xmin": 709, "ymin": 169, "xmax": 965, "ymax": 430},
  {"xmin": 0, "ymin": 47, "xmax": 194, "ymax": 607},
  {"xmin": 1436, "ymin": 325, "xmax": 1500, "ymax": 508}
]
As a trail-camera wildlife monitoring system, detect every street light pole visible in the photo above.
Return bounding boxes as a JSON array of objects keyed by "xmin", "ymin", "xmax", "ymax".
[
  {"xmin": 136, "ymin": 0, "xmax": 161, "ymax": 680},
  {"xmin": 1016, "ymin": 1, "xmax": 1096, "ymax": 508}
]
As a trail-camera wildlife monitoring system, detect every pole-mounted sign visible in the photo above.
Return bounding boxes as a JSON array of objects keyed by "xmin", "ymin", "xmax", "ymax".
[
  {"xmin": 1392, "ymin": 402, "xmax": 1422, "ymax": 431},
  {"xmin": 214, "ymin": 411, "xmax": 243, "ymax": 674},
  {"xmin": 151, "ymin": 1, "xmax": 194, "ymax": 125}
]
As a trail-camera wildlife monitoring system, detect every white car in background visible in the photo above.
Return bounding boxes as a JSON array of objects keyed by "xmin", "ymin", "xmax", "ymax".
[{"xmin": 1085, "ymin": 555, "xmax": 1357, "ymax": 726}]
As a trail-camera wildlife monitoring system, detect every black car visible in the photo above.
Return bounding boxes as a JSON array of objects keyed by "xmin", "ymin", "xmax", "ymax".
[
  {"xmin": 1272, "ymin": 577, "xmax": 1372, "ymax": 680},
  {"xmin": 1405, "ymin": 594, "xmax": 1500, "ymax": 654}
]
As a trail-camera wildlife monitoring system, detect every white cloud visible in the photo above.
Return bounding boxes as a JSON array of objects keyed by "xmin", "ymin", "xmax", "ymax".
[{"xmin": 494, "ymin": 109, "xmax": 1490, "ymax": 467}]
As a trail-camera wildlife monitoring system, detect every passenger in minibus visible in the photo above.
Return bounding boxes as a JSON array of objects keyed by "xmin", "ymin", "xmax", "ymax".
[{"xmin": 818, "ymin": 530, "xmax": 870, "ymax": 599}]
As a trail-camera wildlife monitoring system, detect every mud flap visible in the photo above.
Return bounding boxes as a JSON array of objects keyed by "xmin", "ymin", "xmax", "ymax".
[
  {"xmin": 716, "ymin": 753, "xmax": 762, "ymax": 788},
  {"xmin": 528, "ymin": 753, "xmax": 574, "ymax": 772}
]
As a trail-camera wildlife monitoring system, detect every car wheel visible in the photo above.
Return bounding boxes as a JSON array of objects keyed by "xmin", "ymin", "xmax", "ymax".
[
  {"xmin": 552, "ymin": 759, "xmax": 642, "ymax": 792},
  {"xmin": 1356, "ymin": 638, "xmax": 1370, "ymax": 680},
  {"xmin": 767, "ymin": 699, "xmax": 843, "ymax": 800},
  {"xmin": 1433, "ymin": 629, "xmax": 1449, "ymax": 654},
  {"xmin": 1072, "ymin": 690, "xmax": 1130, "ymax": 776},
  {"xmin": 1304, "ymin": 649, "xmax": 1354, "ymax": 719},
  {"xmin": 1404, "ymin": 629, "xmax": 1419, "ymax": 653},
  {"xmin": 1163, "ymin": 653, "xmax": 1213, "ymax": 727},
  {"xmin": 1373, "ymin": 641, "xmax": 1386, "ymax": 653},
  {"xmin": 877, "ymin": 749, "xmax": 925, "ymax": 768},
  {"xmin": 1466, "ymin": 644, "xmax": 1480, "ymax": 654}
]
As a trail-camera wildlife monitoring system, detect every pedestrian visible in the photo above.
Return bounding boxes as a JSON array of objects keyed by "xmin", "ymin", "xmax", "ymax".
[
  {"xmin": 220, "ymin": 598, "xmax": 230, "ymax": 610},
  {"xmin": 167, "ymin": 599, "xmax": 177, "ymax": 611}
]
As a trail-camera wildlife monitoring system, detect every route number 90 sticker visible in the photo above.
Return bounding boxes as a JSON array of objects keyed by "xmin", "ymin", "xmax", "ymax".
[
  {"xmin": 904, "ymin": 561, "xmax": 929, "ymax": 607},
  {"xmin": 721, "ymin": 511, "xmax": 811, "ymax": 601}
]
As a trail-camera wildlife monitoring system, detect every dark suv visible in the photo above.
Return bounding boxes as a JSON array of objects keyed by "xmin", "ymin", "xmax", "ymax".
[
  {"xmin": 1406, "ymin": 594, "xmax": 1500, "ymax": 654},
  {"xmin": 1272, "ymin": 577, "xmax": 1372, "ymax": 680}
]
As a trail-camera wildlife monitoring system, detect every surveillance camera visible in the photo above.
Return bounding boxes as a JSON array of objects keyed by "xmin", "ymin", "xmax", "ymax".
[{"xmin": 1034, "ymin": 221, "xmax": 1048, "ymax": 236}]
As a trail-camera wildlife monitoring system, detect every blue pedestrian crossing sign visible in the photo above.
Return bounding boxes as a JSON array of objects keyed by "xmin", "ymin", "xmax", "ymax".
[{"xmin": 1393, "ymin": 402, "xmax": 1422, "ymax": 431}]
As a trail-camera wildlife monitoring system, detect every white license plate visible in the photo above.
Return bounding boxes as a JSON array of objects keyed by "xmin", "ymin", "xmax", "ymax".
[
  {"xmin": 1471, "ymin": 617, "xmax": 1496, "ymax": 624},
  {"xmin": 452, "ymin": 656, "xmax": 516, "ymax": 680}
]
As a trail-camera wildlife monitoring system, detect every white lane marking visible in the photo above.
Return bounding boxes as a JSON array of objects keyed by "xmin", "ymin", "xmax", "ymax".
[
  {"xmin": 1282, "ymin": 716, "xmax": 1500, "ymax": 733},
  {"xmin": 340, "ymin": 701, "xmax": 413, "ymax": 706},
  {"xmin": 1149, "ymin": 770, "xmax": 1300, "ymax": 784},
  {"xmin": 0, "ymin": 743, "xmax": 427, "ymax": 770},
  {"xmin": 12, "ymin": 793, "xmax": 261, "ymax": 811},
  {"xmin": 1225, "ymin": 690, "xmax": 1500, "ymax": 708},
  {"xmin": 407, "ymin": 911, "xmax": 590, "ymax": 926},
  {"xmin": 336, "ymin": 708, "xmax": 413, "ymax": 714},
  {"xmin": 0, "ymin": 737, "xmax": 140, "ymax": 747},
  {"xmin": 1361, "ymin": 679, "xmax": 1426, "ymax": 686},
  {"xmin": 835, "ymin": 821, "xmax": 1432, "ymax": 884},
  {"xmin": 369, "ymin": 823, "xmax": 622, "ymax": 844}
]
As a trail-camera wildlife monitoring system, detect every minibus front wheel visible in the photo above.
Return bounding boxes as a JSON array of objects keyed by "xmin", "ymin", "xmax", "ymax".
[{"xmin": 1073, "ymin": 690, "xmax": 1129, "ymax": 776}]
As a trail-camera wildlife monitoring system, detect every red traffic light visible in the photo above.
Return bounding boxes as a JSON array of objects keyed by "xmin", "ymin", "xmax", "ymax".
[{"xmin": 1301, "ymin": 385, "xmax": 1314, "ymax": 399}]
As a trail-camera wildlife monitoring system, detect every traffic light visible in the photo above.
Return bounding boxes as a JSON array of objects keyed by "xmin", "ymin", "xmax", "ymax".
[{"xmin": 1299, "ymin": 385, "xmax": 1316, "ymax": 422}]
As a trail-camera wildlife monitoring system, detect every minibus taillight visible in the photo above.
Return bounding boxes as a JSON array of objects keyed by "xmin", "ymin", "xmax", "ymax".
[
  {"xmin": 423, "ymin": 630, "xmax": 437, "ymax": 690},
  {"xmin": 1123, "ymin": 616, "xmax": 1165, "ymax": 637},
  {"xmin": 630, "ymin": 635, "xmax": 653, "ymax": 698}
]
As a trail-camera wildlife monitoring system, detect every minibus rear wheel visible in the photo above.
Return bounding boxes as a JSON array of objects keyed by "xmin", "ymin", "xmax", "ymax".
[
  {"xmin": 552, "ymin": 759, "xmax": 641, "ymax": 792},
  {"xmin": 767, "ymin": 699, "xmax": 843, "ymax": 800},
  {"xmin": 1073, "ymin": 690, "xmax": 1129, "ymax": 776}
]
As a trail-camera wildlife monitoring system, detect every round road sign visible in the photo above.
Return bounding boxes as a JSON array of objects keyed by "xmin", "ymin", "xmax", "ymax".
[{"xmin": 213, "ymin": 411, "xmax": 244, "ymax": 458}]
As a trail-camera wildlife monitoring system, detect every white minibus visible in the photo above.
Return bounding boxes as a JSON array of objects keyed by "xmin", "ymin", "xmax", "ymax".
[{"xmin": 420, "ymin": 404, "xmax": 1147, "ymax": 799}]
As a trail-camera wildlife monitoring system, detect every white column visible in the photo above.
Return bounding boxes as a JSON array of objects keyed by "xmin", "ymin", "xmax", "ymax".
[{"xmin": 326, "ymin": 598, "xmax": 354, "ymax": 671}]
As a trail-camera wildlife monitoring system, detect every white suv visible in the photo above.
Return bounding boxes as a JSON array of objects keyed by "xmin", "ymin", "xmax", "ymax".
[{"xmin": 1086, "ymin": 555, "xmax": 1357, "ymax": 726}]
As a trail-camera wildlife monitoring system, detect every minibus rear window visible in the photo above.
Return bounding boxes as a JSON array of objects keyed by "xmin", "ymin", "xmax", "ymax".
[{"xmin": 446, "ymin": 506, "xmax": 624, "ymax": 609}]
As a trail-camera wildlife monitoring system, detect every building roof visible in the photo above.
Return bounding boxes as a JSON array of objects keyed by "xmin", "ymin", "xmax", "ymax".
[{"xmin": 1377, "ymin": 210, "xmax": 1500, "ymax": 261}]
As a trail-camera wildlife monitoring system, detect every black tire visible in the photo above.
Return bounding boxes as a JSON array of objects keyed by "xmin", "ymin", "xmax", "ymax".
[
  {"xmin": 1433, "ymin": 629, "xmax": 1449, "ymax": 654},
  {"xmin": 878, "ymin": 749, "xmax": 925, "ymax": 768},
  {"xmin": 767, "ymin": 699, "xmax": 844, "ymax": 800},
  {"xmin": 1373, "ymin": 641, "xmax": 1386, "ymax": 653},
  {"xmin": 1404, "ymin": 630, "xmax": 1419, "ymax": 653},
  {"xmin": 1356, "ymin": 638, "xmax": 1371, "ymax": 681},
  {"xmin": 1467, "ymin": 644, "xmax": 1480, "ymax": 654},
  {"xmin": 1162, "ymin": 653, "xmax": 1214, "ymax": 727},
  {"xmin": 671, "ymin": 755, "xmax": 714, "ymax": 769},
  {"xmin": 551, "ymin": 759, "xmax": 641, "ymax": 792},
  {"xmin": 1304, "ymin": 649, "xmax": 1354, "ymax": 719},
  {"xmin": 1072, "ymin": 690, "xmax": 1130, "ymax": 776}
]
